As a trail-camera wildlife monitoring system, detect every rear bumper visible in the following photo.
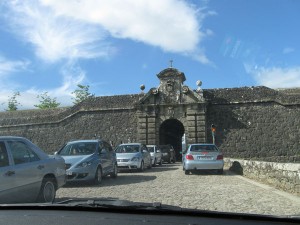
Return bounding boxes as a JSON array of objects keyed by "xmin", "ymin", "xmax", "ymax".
[{"xmin": 184, "ymin": 160, "xmax": 224, "ymax": 170}]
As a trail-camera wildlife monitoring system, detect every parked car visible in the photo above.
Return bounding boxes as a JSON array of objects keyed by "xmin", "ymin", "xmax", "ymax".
[
  {"xmin": 56, "ymin": 139, "xmax": 117, "ymax": 184},
  {"xmin": 159, "ymin": 144, "xmax": 176, "ymax": 163},
  {"xmin": 0, "ymin": 136, "xmax": 66, "ymax": 204},
  {"xmin": 115, "ymin": 143, "xmax": 151, "ymax": 171},
  {"xmin": 146, "ymin": 145, "xmax": 162, "ymax": 166},
  {"xmin": 182, "ymin": 144, "xmax": 224, "ymax": 175}
]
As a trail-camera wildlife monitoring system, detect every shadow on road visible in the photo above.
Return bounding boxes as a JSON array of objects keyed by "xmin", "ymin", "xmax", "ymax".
[
  {"xmin": 62, "ymin": 174, "xmax": 157, "ymax": 188},
  {"xmin": 186, "ymin": 169, "xmax": 228, "ymax": 176}
]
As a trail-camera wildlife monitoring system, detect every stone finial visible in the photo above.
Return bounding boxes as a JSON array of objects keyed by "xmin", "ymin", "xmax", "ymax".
[
  {"xmin": 196, "ymin": 80, "xmax": 202, "ymax": 87},
  {"xmin": 196, "ymin": 80, "xmax": 203, "ymax": 98},
  {"xmin": 140, "ymin": 84, "xmax": 145, "ymax": 92}
]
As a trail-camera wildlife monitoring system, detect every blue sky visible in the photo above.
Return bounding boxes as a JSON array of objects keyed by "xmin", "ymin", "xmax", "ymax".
[{"xmin": 0, "ymin": 0, "xmax": 299, "ymax": 110}]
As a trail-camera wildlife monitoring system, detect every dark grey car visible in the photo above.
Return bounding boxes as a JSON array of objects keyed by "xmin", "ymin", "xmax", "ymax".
[{"xmin": 159, "ymin": 145, "xmax": 176, "ymax": 163}]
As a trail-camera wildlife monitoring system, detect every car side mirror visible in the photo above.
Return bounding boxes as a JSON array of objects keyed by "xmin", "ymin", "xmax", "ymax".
[
  {"xmin": 54, "ymin": 151, "xmax": 58, "ymax": 155},
  {"xmin": 156, "ymin": 150, "xmax": 161, "ymax": 153}
]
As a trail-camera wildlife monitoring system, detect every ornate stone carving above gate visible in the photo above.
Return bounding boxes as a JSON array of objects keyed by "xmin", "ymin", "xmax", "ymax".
[
  {"xmin": 139, "ymin": 68, "xmax": 205, "ymax": 105},
  {"xmin": 137, "ymin": 67, "xmax": 207, "ymax": 146}
]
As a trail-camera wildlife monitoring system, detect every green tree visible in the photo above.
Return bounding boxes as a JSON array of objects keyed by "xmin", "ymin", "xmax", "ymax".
[
  {"xmin": 72, "ymin": 84, "xmax": 94, "ymax": 104},
  {"xmin": 6, "ymin": 91, "xmax": 21, "ymax": 111},
  {"xmin": 34, "ymin": 92, "xmax": 60, "ymax": 109}
]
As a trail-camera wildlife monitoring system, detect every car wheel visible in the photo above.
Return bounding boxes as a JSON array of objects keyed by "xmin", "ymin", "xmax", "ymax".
[
  {"xmin": 148, "ymin": 159, "xmax": 152, "ymax": 169},
  {"xmin": 37, "ymin": 177, "xmax": 56, "ymax": 203},
  {"xmin": 139, "ymin": 161, "xmax": 144, "ymax": 172},
  {"xmin": 217, "ymin": 169, "xmax": 224, "ymax": 175},
  {"xmin": 159, "ymin": 159, "xmax": 163, "ymax": 165},
  {"xmin": 185, "ymin": 170, "xmax": 190, "ymax": 175},
  {"xmin": 111, "ymin": 163, "xmax": 118, "ymax": 178},
  {"xmin": 94, "ymin": 166, "xmax": 102, "ymax": 184}
]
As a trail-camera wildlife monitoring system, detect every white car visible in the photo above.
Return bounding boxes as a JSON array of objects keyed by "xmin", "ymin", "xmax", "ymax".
[
  {"xmin": 0, "ymin": 136, "xmax": 66, "ymax": 203},
  {"xmin": 146, "ymin": 145, "xmax": 162, "ymax": 166},
  {"xmin": 115, "ymin": 143, "xmax": 152, "ymax": 171},
  {"xmin": 183, "ymin": 144, "xmax": 224, "ymax": 175}
]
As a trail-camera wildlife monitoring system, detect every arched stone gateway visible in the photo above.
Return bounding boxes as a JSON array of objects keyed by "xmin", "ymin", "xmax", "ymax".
[
  {"xmin": 159, "ymin": 119, "xmax": 184, "ymax": 160},
  {"xmin": 137, "ymin": 67, "xmax": 207, "ymax": 153}
]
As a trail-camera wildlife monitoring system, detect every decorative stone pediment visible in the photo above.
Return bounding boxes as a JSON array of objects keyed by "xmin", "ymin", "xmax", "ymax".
[{"xmin": 139, "ymin": 68, "xmax": 205, "ymax": 105}]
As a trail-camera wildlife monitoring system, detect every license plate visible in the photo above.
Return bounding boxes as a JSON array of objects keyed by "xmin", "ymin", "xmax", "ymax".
[
  {"xmin": 66, "ymin": 171, "xmax": 73, "ymax": 175},
  {"xmin": 197, "ymin": 156, "xmax": 212, "ymax": 160}
]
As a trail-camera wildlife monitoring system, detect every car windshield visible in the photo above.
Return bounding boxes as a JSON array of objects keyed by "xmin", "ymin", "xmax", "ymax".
[
  {"xmin": 0, "ymin": 0, "xmax": 300, "ymax": 220},
  {"xmin": 160, "ymin": 146, "xmax": 171, "ymax": 153},
  {"xmin": 189, "ymin": 145, "xmax": 219, "ymax": 152},
  {"xmin": 147, "ymin": 147, "xmax": 155, "ymax": 152},
  {"xmin": 115, "ymin": 145, "xmax": 140, "ymax": 153},
  {"xmin": 59, "ymin": 142, "xmax": 97, "ymax": 156}
]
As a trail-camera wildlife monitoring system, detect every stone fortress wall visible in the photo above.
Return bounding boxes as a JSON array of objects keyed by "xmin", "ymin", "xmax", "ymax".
[
  {"xmin": 0, "ymin": 77, "xmax": 299, "ymax": 194},
  {"xmin": 0, "ymin": 86, "xmax": 298, "ymax": 161}
]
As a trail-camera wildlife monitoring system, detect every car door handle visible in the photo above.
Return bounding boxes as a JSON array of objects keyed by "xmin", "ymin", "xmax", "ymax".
[
  {"xmin": 5, "ymin": 171, "xmax": 15, "ymax": 176},
  {"xmin": 37, "ymin": 165, "xmax": 45, "ymax": 170}
]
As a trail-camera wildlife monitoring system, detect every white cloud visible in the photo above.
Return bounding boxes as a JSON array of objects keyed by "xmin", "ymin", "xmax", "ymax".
[
  {"xmin": 0, "ymin": 59, "xmax": 86, "ymax": 111},
  {"xmin": 283, "ymin": 47, "xmax": 295, "ymax": 54},
  {"xmin": 39, "ymin": 0, "xmax": 212, "ymax": 63},
  {"xmin": 0, "ymin": 55, "xmax": 30, "ymax": 77},
  {"xmin": 3, "ymin": 0, "xmax": 114, "ymax": 63},
  {"xmin": 245, "ymin": 64, "xmax": 300, "ymax": 88},
  {"xmin": 3, "ymin": 0, "xmax": 213, "ymax": 64}
]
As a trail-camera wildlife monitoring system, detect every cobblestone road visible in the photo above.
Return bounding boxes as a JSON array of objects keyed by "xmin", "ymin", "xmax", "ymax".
[{"xmin": 56, "ymin": 163, "xmax": 300, "ymax": 216}]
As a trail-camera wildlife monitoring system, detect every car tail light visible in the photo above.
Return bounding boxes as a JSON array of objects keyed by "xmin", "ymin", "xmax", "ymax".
[
  {"xmin": 185, "ymin": 154, "xmax": 194, "ymax": 160},
  {"xmin": 216, "ymin": 155, "xmax": 223, "ymax": 160}
]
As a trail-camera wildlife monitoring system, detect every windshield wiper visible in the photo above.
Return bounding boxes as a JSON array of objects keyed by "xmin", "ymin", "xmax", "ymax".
[{"xmin": 55, "ymin": 198, "xmax": 180, "ymax": 211}]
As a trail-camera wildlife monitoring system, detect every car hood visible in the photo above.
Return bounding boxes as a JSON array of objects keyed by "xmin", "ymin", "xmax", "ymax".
[
  {"xmin": 61, "ymin": 154, "xmax": 93, "ymax": 165},
  {"xmin": 116, "ymin": 153, "xmax": 140, "ymax": 159},
  {"xmin": 48, "ymin": 154, "xmax": 65, "ymax": 161}
]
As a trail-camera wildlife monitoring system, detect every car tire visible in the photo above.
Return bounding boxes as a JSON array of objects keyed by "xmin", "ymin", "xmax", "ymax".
[
  {"xmin": 185, "ymin": 170, "xmax": 190, "ymax": 175},
  {"xmin": 139, "ymin": 161, "xmax": 144, "ymax": 172},
  {"xmin": 110, "ymin": 163, "xmax": 118, "ymax": 178},
  {"xmin": 37, "ymin": 177, "xmax": 56, "ymax": 203},
  {"xmin": 94, "ymin": 166, "xmax": 102, "ymax": 185},
  {"xmin": 159, "ymin": 159, "xmax": 163, "ymax": 166},
  {"xmin": 217, "ymin": 169, "xmax": 224, "ymax": 175},
  {"xmin": 149, "ymin": 160, "xmax": 152, "ymax": 169}
]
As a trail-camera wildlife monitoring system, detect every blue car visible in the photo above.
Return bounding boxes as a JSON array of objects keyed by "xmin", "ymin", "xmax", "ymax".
[{"xmin": 56, "ymin": 139, "xmax": 117, "ymax": 184}]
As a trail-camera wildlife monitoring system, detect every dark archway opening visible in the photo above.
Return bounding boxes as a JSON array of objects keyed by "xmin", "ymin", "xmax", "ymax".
[{"xmin": 159, "ymin": 119, "xmax": 185, "ymax": 160}]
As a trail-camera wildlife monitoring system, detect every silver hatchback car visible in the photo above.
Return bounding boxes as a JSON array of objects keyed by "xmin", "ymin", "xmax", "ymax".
[
  {"xmin": 182, "ymin": 144, "xmax": 224, "ymax": 175},
  {"xmin": 115, "ymin": 143, "xmax": 152, "ymax": 171}
]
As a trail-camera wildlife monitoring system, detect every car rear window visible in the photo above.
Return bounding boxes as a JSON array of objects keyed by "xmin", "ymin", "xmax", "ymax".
[{"xmin": 189, "ymin": 145, "xmax": 219, "ymax": 152}]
